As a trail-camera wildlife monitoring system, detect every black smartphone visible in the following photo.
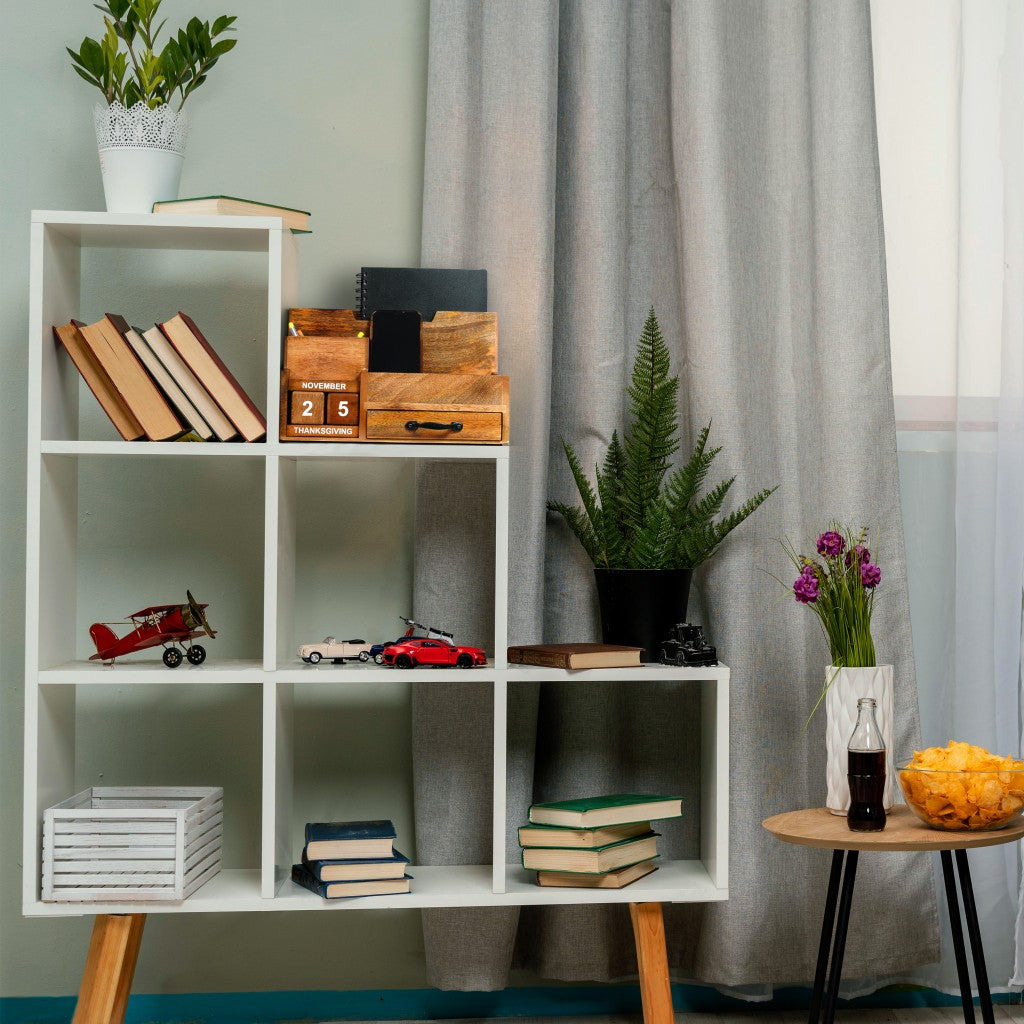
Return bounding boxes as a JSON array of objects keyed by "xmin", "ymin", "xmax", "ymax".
[{"xmin": 369, "ymin": 309, "xmax": 422, "ymax": 373}]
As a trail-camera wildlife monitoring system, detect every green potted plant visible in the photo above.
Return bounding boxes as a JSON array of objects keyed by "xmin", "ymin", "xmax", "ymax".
[
  {"xmin": 67, "ymin": 0, "xmax": 237, "ymax": 213},
  {"xmin": 547, "ymin": 308, "xmax": 777, "ymax": 661}
]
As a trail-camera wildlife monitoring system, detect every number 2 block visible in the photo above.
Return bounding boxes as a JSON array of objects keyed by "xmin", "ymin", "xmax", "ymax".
[
  {"xmin": 290, "ymin": 391, "xmax": 325, "ymax": 425},
  {"xmin": 325, "ymin": 393, "xmax": 359, "ymax": 425}
]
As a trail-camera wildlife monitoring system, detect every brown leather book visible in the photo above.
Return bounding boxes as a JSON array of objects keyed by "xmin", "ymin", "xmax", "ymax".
[
  {"xmin": 506, "ymin": 643, "xmax": 643, "ymax": 670},
  {"xmin": 158, "ymin": 312, "xmax": 266, "ymax": 442},
  {"xmin": 76, "ymin": 315, "xmax": 186, "ymax": 441},
  {"xmin": 53, "ymin": 321, "xmax": 145, "ymax": 441}
]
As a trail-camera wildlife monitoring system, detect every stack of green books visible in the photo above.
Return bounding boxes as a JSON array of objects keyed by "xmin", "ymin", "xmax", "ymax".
[{"xmin": 519, "ymin": 793, "xmax": 682, "ymax": 889}]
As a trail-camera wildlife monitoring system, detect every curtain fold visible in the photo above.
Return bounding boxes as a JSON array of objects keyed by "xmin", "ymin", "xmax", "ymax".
[{"xmin": 414, "ymin": 0, "xmax": 938, "ymax": 991}]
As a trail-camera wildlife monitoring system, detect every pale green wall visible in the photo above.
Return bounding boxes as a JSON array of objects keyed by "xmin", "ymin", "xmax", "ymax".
[{"xmin": 0, "ymin": 0, "xmax": 434, "ymax": 998}]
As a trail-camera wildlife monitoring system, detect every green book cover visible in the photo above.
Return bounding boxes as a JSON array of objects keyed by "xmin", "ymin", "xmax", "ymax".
[{"xmin": 528, "ymin": 793, "xmax": 683, "ymax": 826}]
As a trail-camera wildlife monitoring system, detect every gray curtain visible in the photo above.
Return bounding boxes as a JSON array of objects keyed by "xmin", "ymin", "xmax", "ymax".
[{"xmin": 412, "ymin": 0, "xmax": 940, "ymax": 992}]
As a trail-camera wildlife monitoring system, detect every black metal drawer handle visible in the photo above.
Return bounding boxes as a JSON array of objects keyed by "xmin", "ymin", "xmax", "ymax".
[{"xmin": 405, "ymin": 420, "xmax": 463, "ymax": 432}]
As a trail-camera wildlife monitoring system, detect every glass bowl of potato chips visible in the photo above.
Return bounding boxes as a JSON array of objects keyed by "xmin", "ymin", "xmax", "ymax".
[{"xmin": 898, "ymin": 741, "xmax": 1024, "ymax": 831}]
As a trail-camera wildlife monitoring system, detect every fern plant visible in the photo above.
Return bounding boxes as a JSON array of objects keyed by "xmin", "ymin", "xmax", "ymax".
[{"xmin": 547, "ymin": 308, "xmax": 777, "ymax": 569}]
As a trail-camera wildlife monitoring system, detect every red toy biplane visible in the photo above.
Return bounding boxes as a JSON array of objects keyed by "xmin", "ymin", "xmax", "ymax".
[{"xmin": 89, "ymin": 591, "xmax": 217, "ymax": 668}]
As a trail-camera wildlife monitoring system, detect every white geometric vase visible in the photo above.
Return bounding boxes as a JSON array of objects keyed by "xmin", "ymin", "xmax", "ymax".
[
  {"xmin": 94, "ymin": 101, "xmax": 189, "ymax": 214},
  {"xmin": 824, "ymin": 664, "xmax": 895, "ymax": 815}
]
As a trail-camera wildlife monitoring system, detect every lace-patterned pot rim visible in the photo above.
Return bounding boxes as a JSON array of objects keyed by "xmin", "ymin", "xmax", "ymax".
[{"xmin": 94, "ymin": 101, "xmax": 190, "ymax": 154}]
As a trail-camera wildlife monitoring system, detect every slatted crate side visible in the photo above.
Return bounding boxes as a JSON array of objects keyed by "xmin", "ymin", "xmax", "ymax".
[
  {"xmin": 41, "ymin": 787, "xmax": 224, "ymax": 902},
  {"xmin": 43, "ymin": 809, "xmax": 183, "ymax": 901}
]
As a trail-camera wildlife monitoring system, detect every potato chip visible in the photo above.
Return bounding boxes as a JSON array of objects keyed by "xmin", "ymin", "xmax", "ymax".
[{"xmin": 898, "ymin": 741, "xmax": 1024, "ymax": 830}]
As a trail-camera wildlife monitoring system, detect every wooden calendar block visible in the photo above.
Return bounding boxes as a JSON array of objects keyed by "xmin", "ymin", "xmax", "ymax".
[
  {"xmin": 290, "ymin": 391, "xmax": 325, "ymax": 425},
  {"xmin": 325, "ymin": 392, "xmax": 359, "ymax": 425}
]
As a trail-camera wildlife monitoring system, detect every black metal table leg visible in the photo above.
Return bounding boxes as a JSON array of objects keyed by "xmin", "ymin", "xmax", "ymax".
[
  {"xmin": 821, "ymin": 849, "xmax": 858, "ymax": 1024},
  {"xmin": 955, "ymin": 848, "xmax": 996, "ymax": 1024},
  {"xmin": 941, "ymin": 849, "xmax": 977, "ymax": 1024},
  {"xmin": 808, "ymin": 850, "xmax": 846, "ymax": 1024}
]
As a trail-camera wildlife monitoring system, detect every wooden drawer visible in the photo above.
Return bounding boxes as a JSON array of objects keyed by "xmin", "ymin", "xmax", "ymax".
[
  {"xmin": 360, "ymin": 371, "xmax": 509, "ymax": 444},
  {"xmin": 365, "ymin": 410, "xmax": 503, "ymax": 442}
]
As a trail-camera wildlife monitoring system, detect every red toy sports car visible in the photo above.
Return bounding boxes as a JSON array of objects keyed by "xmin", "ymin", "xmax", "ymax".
[{"xmin": 382, "ymin": 638, "xmax": 486, "ymax": 669}]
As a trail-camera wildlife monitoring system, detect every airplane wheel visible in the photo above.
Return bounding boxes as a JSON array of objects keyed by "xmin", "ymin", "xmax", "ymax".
[
  {"xmin": 163, "ymin": 647, "xmax": 183, "ymax": 668},
  {"xmin": 187, "ymin": 645, "xmax": 206, "ymax": 665}
]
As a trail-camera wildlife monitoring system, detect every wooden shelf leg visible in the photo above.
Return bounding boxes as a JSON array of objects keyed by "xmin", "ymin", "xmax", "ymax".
[
  {"xmin": 72, "ymin": 914, "xmax": 146, "ymax": 1024},
  {"xmin": 630, "ymin": 901, "xmax": 674, "ymax": 1024}
]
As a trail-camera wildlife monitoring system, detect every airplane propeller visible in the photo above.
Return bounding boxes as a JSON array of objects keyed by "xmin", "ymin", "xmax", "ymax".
[{"xmin": 187, "ymin": 590, "xmax": 217, "ymax": 639}]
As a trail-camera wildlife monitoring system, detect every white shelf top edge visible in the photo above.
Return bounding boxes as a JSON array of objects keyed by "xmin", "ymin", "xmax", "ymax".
[
  {"xmin": 506, "ymin": 663, "xmax": 729, "ymax": 682},
  {"xmin": 38, "ymin": 440, "xmax": 509, "ymax": 461},
  {"xmin": 276, "ymin": 662, "xmax": 498, "ymax": 683},
  {"xmin": 39, "ymin": 659, "xmax": 266, "ymax": 683},
  {"xmin": 24, "ymin": 862, "xmax": 726, "ymax": 916},
  {"xmin": 275, "ymin": 442, "xmax": 509, "ymax": 461},
  {"xmin": 34, "ymin": 210, "xmax": 291, "ymax": 229},
  {"xmin": 40, "ymin": 440, "xmax": 270, "ymax": 457}
]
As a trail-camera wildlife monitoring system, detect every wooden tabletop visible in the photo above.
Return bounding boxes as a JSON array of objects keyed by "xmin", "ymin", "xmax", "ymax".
[{"xmin": 763, "ymin": 805, "xmax": 1024, "ymax": 852}]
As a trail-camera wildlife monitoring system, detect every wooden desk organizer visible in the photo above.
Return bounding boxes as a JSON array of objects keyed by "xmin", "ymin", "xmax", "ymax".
[{"xmin": 280, "ymin": 308, "xmax": 507, "ymax": 443}]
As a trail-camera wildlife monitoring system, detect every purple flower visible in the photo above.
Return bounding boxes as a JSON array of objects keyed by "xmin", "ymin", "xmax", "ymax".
[
  {"xmin": 845, "ymin": 545, "xmax": 870, "ymax": 567},
  {"xmin": 793, "ymin": 573, "xmax": 820, "ymax": 603},
  {"xmin": 861, "ymin": 563, "xmax": 881, "ymax": 588},
  {"xmin": 817, "ymin": 531, "xmax": 846, "ymax": 558}
]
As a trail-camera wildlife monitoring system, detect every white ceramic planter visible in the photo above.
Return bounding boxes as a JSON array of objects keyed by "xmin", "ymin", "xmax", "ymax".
[
  {"xmin": 94, "ymin": 101, "xmax": 189, "ymax": 214},
  {"xmin": 824, "ymin": 664, "xmax": 895, "ymax": 814}
]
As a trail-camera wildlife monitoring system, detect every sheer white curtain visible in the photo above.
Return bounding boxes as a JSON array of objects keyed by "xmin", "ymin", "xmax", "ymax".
[{"xmin": 873, "ymin": 0, "xmax": 1024, "ymax": 991}]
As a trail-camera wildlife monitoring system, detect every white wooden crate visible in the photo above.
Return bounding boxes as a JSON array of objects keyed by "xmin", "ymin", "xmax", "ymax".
[{"xmin": 42, "ymin": 787, "xmax": 223, "ymax": 902}]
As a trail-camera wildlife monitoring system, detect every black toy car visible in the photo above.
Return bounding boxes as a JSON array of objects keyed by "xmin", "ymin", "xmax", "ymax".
[{"xmin": 659, "ymin": 623, "xmax": 718, "ymax": 667}]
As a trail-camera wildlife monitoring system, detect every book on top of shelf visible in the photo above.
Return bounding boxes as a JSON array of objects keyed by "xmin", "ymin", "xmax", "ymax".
[
  {"xmin": 303, "ymin": 819, "xmax": 397, "ymax": 861},
  {"xmin": 53, "ymin": 321, "xmax": 145, "ymax": 441},
  {"xmin": 291, "ymin": 863, "xmax": 411, "ymax": 899},
  {"xmin": 528, "ymin": 793, "xmax": 683, "ymax": 828},
  {"xmin": 152, "ymin": 196, "xmax": 311, "ymax": 232},
  {"xmin": 301, "ymin": 849, "xmax": 410, "ymax": 882},
  {"xmin": 517, "ymin": 820, "xmax": 651, "ymax": 849},
  {"xmin": 141, "ymin": 326, "xmax": 239, "ymax": 441},
  {"xmin": 122, "ymin": 326, "xmax": 214, "ymax": 440},
  {"xmin": 157, "ymin": 312, "xmax": 266, "ymax": 442},
  {"xmin": 536, "ymin": 859, "xmax": 658, "ymax": 889},
  {"xmin": 77, "ymin": 314, "xmax": 187, "ymax": 441},
  {"xmin": 520, "ymin": 832, "xmax": 659, "ymax": 874},
  {"xmin": 507, "ymin": 643, "xmax": 643, "ymax": 670}
]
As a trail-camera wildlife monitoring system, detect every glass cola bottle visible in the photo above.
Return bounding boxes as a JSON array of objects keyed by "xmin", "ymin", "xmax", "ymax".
[{"xmin": 847, "ymin": 696, "xmax": 886, "ymax": 832}]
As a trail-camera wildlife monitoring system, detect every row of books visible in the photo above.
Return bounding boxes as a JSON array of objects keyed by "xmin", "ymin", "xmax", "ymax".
[
  {"xmin": 290, "ymin": 819, "xmax": 412, "ymax": 899},
  {"xmin": 53, "ymin": 312, "xmax": 266, "ymax": 443},
  {"xmin": 519, "ymin": 793, "xmax": 683, "ymax": 889}
]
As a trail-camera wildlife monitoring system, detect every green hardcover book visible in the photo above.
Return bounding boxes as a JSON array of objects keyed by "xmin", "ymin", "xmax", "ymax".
[
  {"xmin": 520, "ymin": 832, "xmax": 660, "ymax": 873},
  {"xmin": 152, "ymin": 196, "xmax": 311, "ymax": 233},
  {"xmin": 528, "ymin": 793, "xmax": 682, "ymax": 828}
]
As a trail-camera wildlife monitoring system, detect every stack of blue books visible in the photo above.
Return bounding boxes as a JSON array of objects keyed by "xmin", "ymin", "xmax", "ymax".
[{"xmin": 291, "ymin": 819, "xmax": 412, "ymax": 898}]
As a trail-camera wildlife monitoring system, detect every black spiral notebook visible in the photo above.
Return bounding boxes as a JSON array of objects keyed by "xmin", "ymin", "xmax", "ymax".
[{"xmin": 357, "ymin": 267, "xmax": 487, "ymax": 320}]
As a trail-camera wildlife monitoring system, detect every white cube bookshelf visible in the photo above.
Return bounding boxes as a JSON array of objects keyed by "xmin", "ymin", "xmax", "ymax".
[{"xmin": 23, "ymin": 212, "xmax": 728, "ymax": 918}]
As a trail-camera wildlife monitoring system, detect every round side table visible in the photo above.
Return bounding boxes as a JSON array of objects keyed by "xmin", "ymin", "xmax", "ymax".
[{"xmin": 763, "ymin": 805, "xmax": 1024, "ymax": 1024}]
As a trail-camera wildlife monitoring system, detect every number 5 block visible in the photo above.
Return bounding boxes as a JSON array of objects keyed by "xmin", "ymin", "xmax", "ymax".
[{"xmin": 326, "ymin": 393, "xmax": 359, "ymax": 425}]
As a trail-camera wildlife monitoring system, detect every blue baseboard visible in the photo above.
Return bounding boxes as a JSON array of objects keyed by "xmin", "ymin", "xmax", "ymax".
[{"xmin": 1, "ymin": 984, "xmax": 1020, "ymax": 1023}]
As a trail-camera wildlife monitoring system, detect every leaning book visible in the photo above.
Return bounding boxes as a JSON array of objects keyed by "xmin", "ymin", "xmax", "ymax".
[
  {"xmin": 528, "ymin": 793, "xmax": 683, "ymax": 828},
  {"xmin": 291, "ymin": 863, "xmax": 411, "ymax": 899}
]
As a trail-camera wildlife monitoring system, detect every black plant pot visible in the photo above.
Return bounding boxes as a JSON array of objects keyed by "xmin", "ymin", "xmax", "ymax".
[{"xmin": 593, "ymin": 568, "xmax": 693, "ymax": 664}]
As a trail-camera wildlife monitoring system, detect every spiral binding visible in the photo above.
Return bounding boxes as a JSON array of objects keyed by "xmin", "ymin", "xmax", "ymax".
[{"xmin": 356, "ymin": 271, "xmax": 366, "ymax": 319}]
